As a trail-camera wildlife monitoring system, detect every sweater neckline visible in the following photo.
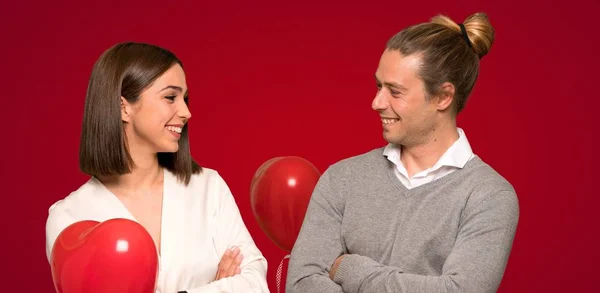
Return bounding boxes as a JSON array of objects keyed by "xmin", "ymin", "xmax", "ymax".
[{"xmin": 383, "ymin": 153, "xmax": 483, "ymax": 194}]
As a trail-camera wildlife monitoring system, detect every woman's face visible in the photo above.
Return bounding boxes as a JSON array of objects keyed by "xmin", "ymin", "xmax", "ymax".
[{"xmin": 122, "ymin": 64, "xmax": 191, "ymax": 155}]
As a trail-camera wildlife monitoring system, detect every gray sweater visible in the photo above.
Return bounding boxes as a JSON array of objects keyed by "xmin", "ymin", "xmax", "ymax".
[{"xmin": 286, "ymin": 148, "xmax": 519, "ymax": 293}]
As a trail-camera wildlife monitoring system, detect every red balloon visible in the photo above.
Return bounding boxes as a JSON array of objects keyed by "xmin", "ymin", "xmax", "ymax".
[
  {"xmin": 51, "ymin": 219, "xmax": 159, "ymax": 293},
  {"xmin": 250, "ymin": 156, "xmax": 321, "ymax": 252}
]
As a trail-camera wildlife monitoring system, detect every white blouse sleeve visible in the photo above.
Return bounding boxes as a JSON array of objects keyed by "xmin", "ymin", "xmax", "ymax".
[
  {"xmin": 45, "ymin": 200, "xmax": 75, "ymax": 263},
  {"xmin": 186, "ymin": 173, "xmax": 270, "ymax": 293}
]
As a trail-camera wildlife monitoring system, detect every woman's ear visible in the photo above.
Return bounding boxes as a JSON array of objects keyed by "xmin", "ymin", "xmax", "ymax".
[{"xmin": 121, "ymin": 97, "xmax": 131, "ymax": 123}]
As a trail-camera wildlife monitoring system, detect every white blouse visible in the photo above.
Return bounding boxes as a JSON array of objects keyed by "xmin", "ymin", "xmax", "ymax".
[{"xmin": 45, "ymin": 168, "xmax": 270, "ymax": 293}]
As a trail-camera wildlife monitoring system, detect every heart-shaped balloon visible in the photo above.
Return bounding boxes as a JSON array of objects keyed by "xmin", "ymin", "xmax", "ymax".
[
  {"xmin": 250, "ymin": 156, "xmax": 321, "ymax": 252},
  {"xmin": 50, "ymin": 218, "xmax": 159, "ymax": 293}
]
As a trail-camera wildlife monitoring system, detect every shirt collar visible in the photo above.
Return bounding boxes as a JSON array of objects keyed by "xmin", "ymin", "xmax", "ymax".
[{"xmin": 383, "ymin": 127, "xmax": 473, "ymax": 169}]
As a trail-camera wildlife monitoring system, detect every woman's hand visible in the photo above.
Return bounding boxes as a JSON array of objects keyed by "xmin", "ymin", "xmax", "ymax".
[{"xmin": 215, "ymin": 247, "xmax": 244, "ymax": 281}]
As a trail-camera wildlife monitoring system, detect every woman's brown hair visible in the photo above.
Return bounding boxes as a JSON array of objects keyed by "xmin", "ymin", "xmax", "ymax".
[{"xmin": 79, "ymin": 42, "xmax": 201, "ymax": 185}]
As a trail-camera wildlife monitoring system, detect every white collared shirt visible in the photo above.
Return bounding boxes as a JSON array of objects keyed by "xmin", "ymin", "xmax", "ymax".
[{"xmin": 383, "ymin": 128, "xmax": 474, "ymax": 189}]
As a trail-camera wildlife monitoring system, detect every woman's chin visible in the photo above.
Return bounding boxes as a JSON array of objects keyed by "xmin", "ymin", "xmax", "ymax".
[{"xmin": 158, "ymin": 145, "xmax": 179, "ymax": 154}]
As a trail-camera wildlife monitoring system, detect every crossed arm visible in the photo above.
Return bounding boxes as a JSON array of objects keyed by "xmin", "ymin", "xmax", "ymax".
[
  {"xmin": 184, "ymin": 174, "xmax": 269, "ymax": 293},
  {"xmin": 285, "ymin": 170, "xmax": 519, "ymax": 293}
]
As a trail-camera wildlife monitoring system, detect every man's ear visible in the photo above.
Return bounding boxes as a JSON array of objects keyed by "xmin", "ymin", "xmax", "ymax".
[
  {"xmin": 435, "ymin": 82, "xmax": 455, "ymax": 111},
  {"xmin": 121, "ymin": 97, "xmax": 131, "ymax": 123}
]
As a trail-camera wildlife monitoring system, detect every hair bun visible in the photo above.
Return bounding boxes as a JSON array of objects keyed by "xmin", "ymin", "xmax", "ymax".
[
  {"xmin": 431, "ymin": 12, "xmax": 495, "ymax": 59},
  {"xmin": 463, "ymin": 13, "xmax": 495, "ymax": 59}
]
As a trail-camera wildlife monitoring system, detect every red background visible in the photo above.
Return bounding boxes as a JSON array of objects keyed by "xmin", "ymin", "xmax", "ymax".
[{"xmin": 1, "ymin": 0, "xmax": 598, "ymax": 292}]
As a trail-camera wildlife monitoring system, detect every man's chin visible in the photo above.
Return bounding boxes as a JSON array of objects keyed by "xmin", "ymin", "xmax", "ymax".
[{"xmin": 383, "ymin": 133, "xmax": 403, "ymax": 146}]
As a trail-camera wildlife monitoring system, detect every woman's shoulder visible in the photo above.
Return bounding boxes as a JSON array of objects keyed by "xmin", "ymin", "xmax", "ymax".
[
  {"xmin": 45, "ymin": 178, "xmax": 99, "ymax": 260},
  {"xmin": 166, "ymin": 167, "xmax": 232, "ymax": 202},
  {"xmin": 181, "ymin": 167, "xmax": 229, "ymax": 188},
  {"xmin": 47, "ymin": 178, "xmax": 99, "ymax": 216},
  {"xmin": 192, "ymin": 166, "xmax": 220, "ymax": 179}
]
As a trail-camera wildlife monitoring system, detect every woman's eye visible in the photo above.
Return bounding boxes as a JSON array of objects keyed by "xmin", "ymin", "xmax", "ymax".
[{"xmin": 166, "ymin": 95, "xmax": 176, "ymax": 101}]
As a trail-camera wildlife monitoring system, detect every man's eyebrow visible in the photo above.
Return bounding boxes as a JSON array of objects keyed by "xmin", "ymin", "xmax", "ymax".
[{"xmin": 375, "ymin": 75, "xmax": 408, "ymax": 90}]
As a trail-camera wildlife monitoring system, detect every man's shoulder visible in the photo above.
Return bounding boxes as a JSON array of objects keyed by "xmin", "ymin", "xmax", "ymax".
[
  {"xmin": 325, "ymin": 147, "xmax": 386, "ymax": 176},
  {"xmin": 460, "ymin": 156, "xmax": 519, "ymax": 212},
  {"xmin": 467, "ymin": 156, "xmax": 515, "ymax": 193}
]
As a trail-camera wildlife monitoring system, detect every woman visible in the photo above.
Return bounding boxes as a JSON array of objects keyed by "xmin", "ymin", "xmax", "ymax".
[{"xmin": 45, "ymin": 42, "xmax": 269, "ymax": 293}]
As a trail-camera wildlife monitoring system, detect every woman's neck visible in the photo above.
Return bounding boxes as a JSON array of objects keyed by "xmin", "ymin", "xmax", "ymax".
[{"xmin": 99, "ymin": 148, "xmax": 163, "ymax": 193}]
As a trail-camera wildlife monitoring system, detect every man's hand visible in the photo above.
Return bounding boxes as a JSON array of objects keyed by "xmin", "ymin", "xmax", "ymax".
[
  {"xmin": 215, "ymin": 247, "xmax": 244, "ymax": 281},
  {"xmin": 329, "ymin": 254, "xmax": 346, "ymax": 280}
]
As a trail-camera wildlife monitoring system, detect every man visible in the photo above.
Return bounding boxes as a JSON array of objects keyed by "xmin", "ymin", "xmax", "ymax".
[{"xmin": 286, "ymin": 12, "xmax": 519, "ymax": 293}]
